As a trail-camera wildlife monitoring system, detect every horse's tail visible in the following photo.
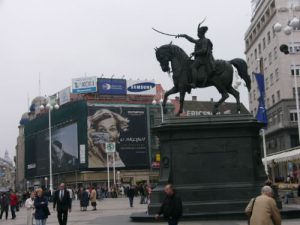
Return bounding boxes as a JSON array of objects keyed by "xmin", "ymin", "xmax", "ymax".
[{"xmin": 230, "ymin": 58, "xmax": 251, "ymax": 92}]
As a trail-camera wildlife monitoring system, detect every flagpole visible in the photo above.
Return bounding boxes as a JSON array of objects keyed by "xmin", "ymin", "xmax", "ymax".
[
  {"xmin": 262, "ymin": 128, "xmax": 268, "ymax": 175},
  {"xmin": 256, "ymin": 57, "xmax": 269, "ymax": 177}
]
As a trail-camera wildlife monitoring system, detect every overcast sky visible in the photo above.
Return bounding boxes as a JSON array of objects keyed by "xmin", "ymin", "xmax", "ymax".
[{"xmin": 0, "ymin": 0, "xmax": 252, "ymax": 158}]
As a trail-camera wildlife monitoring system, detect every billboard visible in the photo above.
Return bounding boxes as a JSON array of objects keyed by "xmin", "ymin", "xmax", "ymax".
[
  {"xmin": 26, "ymin": 123, "xmax": 79, "ymax": 176},
  {"xmin": 127, "ymin": 80, "xmax": 156, "ymax": 95},
  {"xmin": 98, "ymin": 79, "xmax": 127, "ymax": 95},
  {"xmin": 58, "ymin": 87, "xmax": 71, "ymax": 105},
  {"xmin": 72, "ymin": 76, "xmax": 97, "ymax": 94},
  {"xmin": 87, "ymin": 105, "xmax": 149, "ymax": 169}
]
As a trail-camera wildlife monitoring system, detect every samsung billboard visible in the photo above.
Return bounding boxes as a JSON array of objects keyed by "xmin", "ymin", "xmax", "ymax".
[
  {"xmin": 98, "ymin": 78, "xmax": 127, "ymax": 95},
  {"xmin": 127, "ymin": 80, "xmax": 156, "ymax": 95}
]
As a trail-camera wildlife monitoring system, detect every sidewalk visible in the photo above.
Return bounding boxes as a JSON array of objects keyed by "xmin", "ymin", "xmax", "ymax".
[{"xmin": 0, "ymin": 198, "xmax": 299, "ymax": 225}]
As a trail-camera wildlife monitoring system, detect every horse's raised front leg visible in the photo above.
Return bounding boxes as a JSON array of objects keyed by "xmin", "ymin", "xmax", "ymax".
[
  {"xmin": 176, "ymin": 91, "xmax": 186, "ymax": 116},
  {"xmin": 162, "ymin": 86, "xmax": 178, "ymax": 114}
]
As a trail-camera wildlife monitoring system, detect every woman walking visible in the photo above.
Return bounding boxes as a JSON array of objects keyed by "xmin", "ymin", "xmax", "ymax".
[
  {"xmin": 80, "ymin": 188, "xmax": 89, "ymax": 211},
  {"xmin": 25, "ymin": 192, "xmax": 35, "ymax": 225},
  {"xmin": 34, "ymin": 188, "xmax": 49, "ymax": 225}
]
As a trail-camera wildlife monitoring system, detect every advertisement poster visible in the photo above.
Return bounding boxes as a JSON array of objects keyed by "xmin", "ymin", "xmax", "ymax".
[
  {"xmin": 58, "ymin": 87, "xmax": 71, "ymax": 105},
  {"xmin": 126, "ymin": 80, "xmax": 156, "ymax": 95},
  {"xmin": 98, "ymin": 78, "xmax": 127, "ymax": 95},
  {"xmin": 87, "ymin": 105, "xmax": 149, "ymax": 169},
  {"xmin": 27, "ymin": 123, "xmax": 79, "ymax": 176},
  {"xmin": 72, "ymin": 76, "xmax": 97, "ymax": 94}
]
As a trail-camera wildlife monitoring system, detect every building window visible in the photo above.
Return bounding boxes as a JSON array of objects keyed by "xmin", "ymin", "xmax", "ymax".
[
  {"xmin": 289, "ymin": 42, "xmax": 300, "ymax": 54},
  {"xmin": 272, "ymin": 28, "xmax": 276, "ymax": 38},
  {"xmin": 292, "ymin": 87, "xmax": 300, "ymax": 99},
  {"xmin": 270, "ymin": 73, "xmax": 274, "ymax": 86},
  {"xmin": 249, "ymin": 92, "xmax": 252, "ymax": 103},
  {"xmin": 272, "ymin": 94, "xmax": 275, "ymax": 104},
  {"xmin": 267, "ymin": 31, "xmax": 271, "ymax": 44},
  {"xmin": 258, "ymin": 43, "xmax": 262, "ymax": 54},
  {"xmin": 254, "ymin": 49, "xmax": 258, "ymax": 60},
  {"xmin": 291, "ymin": 65, "xmax": 300, "ymax": 76},
  {"xmin": 277, "ymin": 90, "xmax": 280, "ymax": 101},
  {"xmin": 275, "ymin": 68, "xmax": 279, "ymax": 81},
  {"xmin": 263, "ymin": 38, "xmax": 266, "ymax": 49},
  {"xmin": 290, "ymin": 110, "xmax": 298, "ymax": 122},
  {"xmin": 274, "ymin": 47, "xmax": 278, "ymax": 60},
  {"xmin": 267, "ymin": 98, "xmax": 270, "ymax": 108},
  {"xmin": 269, "ymin": 52, "xmax": 272, "ymax": 65},
  {"xmin": 263, "ymin": 57, "xmax": 267, "ymax": 71},
  {"xmin": 265, "ymin": 78, "xmax": 269, "ymax": 89}
]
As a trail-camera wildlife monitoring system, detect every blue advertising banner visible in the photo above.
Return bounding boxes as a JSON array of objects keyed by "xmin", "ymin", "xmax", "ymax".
[{"xmin": 98, "ymin": 79, "xmax": 127, "ymax": 95}]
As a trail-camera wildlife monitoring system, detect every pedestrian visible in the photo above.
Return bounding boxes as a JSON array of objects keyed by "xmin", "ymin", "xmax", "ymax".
[
  {"xmin": 53, "ymin": 183, "xmax": 72, "ymax": 225},
  {"xmin": 34, "ymin": 188, "xmax": 50, "ymax": 225},
  {"xmin": 155, "ymin": 184, "xmax": 183, "ymax": 225},
  {"xmin": 89, "ymin": 187, "xmax": 97, "ymax": 211},
  {"xmin": 80, "ymin": 188, "xmax": 89, "ymax": 211},
  {"xmin": 245, "ymin": 185, "xmax": 281, "ymax": 225},
  {"xmin": 9, "ymin": 190, "xmax": 18, "ymax": 219},
  {"xmin": 127, "ymin": 185, "xmax": 135, "ymax": 208},
  {"xmin": 25, "ymin": 192, "xmax": 35, "ymax": 225},
  {"xmin": 0, "ymin": 193, "xmax": 9, "ymax": 220}
]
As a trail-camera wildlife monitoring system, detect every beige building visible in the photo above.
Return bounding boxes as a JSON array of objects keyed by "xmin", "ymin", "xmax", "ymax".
[
  {"xmin": 15, "ymin": 125, "xmax": 25, "ymax": 191},
  {"xmin": 245, "ymin": 0, "xmax": 300, "ymax": 180}
]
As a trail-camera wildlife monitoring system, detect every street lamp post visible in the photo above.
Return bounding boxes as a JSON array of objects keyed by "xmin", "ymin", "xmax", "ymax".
[
  {"xmin": 40, "ymin": 98, "xmax": 59, "ymax": 194},
  {"xmin": 274, "ymin": 3, "xmax": 300, "ymax": 144}
]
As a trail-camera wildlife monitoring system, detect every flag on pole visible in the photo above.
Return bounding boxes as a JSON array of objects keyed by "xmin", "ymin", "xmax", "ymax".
[{"xmin": 254, "ymin": 72, "xmax": 268, "ymax": 125}]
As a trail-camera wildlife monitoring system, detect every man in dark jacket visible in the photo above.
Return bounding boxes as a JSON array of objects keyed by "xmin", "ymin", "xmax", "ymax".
[
  {"xmin": 53, "ymin": 183, "xmax": 72, "ymax": 225},
  {"xmin": 127, "ymin": 185, "xmax": 135, "ymax": 207},
  {"xmin": 0, "ymin": 193, "xmax": 9, "ymax": 220},
  {"xmin": 155, "ymin": 184, "xmax": 183, "ymax": 225}
]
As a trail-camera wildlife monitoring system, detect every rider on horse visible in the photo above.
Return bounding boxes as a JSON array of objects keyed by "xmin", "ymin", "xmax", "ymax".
[{"xmin": 176, "ymin": 22, "xmax": 216, "ymax": 87}]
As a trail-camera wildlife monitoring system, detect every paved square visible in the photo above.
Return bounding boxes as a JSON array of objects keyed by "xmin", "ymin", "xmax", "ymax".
[{"xmin": 0, "ymin": 198, "xmax": 299, "ymax": 225}]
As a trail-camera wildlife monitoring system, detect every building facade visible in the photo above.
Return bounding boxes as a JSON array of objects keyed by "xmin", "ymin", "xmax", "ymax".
[
  {"xmin": 0, "ymin": 151, "xmax": 15, "ymax": 192},
  {"xmin": 15, "ymin": 81, "xmax": 174, "ymax": 191},
  {"xmin": 245, "ymin": 0, "xmax": 300, "ymax": 180}
]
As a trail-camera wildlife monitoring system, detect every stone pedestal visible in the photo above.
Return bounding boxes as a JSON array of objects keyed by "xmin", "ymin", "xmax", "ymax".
[{"xmin": 148, "ymin": 114, "xmax": 266, "ymax": 217}]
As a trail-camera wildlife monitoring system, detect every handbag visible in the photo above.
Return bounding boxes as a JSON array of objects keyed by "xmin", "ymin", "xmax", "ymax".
[
  {"xmin": 44, "ymin": 206, "xmax": 51, "ymax": 216},
  {"xmin": 247, "ymin": 198, "xmax": 256, "ymax": 225}
]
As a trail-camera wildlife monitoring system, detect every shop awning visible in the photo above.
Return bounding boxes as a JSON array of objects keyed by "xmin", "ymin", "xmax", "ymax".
[{"xmin": 262, "ymin": 147, "xmax": 300, "ymax": 165}]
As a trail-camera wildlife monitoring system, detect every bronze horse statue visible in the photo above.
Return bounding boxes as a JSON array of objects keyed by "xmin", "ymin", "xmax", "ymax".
[{"xmin": 155, "ymin": 44, "xmax": 251, "ymax": 116}]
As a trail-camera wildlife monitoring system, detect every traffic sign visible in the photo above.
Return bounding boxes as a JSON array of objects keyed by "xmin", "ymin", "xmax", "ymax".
[{"xmin": 105, "ymin": 142, "xmax": 116, "ymax": 153}]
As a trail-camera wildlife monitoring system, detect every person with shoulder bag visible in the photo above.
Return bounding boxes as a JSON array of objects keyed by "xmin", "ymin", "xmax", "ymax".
[
  {"xmin": 34, "ymin": 188, "xmax": 50, "ymax": 225},
  {"xmin": 245, "ymin": 186, "xmax": 281, "ymax": 225}
]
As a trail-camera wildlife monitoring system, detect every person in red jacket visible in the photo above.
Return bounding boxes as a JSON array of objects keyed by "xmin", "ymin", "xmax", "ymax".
[{"xmin": 9, "ymin": 191, "xmax": 18, "ymax": 219}]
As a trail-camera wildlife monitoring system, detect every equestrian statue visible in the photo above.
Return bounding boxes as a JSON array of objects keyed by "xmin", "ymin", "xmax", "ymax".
[{"xmin": 153, "ymin": 20, "xmax": 251, "ymax": 116}]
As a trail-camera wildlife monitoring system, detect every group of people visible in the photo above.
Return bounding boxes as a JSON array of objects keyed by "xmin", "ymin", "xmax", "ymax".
[
  {"xmin": 125, "ymin": 183, "xmax": 152, "ymax": 208},
  {"xmin": 0, "ymin": 190, "xmax": 18, "ymax": 220},
  {"xmin": 77, "ymin": 186, "xmax": 97, "ymax": 211},
  {"xmin": 22, "ymin": 183, "xmax": 72, "ymax": 225}
]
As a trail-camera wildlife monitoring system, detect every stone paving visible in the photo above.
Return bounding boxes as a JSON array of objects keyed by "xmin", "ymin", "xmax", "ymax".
[{"xmin": 0, "ymin": 198, "xmax": 299, "ymax": 225}]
